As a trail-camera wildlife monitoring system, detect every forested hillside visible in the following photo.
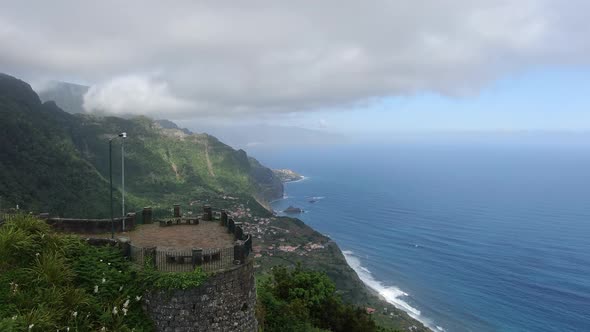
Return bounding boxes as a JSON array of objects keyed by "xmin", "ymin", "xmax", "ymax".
[{"xmin": 0, "ymin": 73, "xmax": 282, "ymax": 217}]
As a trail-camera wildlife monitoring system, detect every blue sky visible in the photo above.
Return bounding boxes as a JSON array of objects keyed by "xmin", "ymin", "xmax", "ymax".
[{"xmin": 289, "ymin": 67, "xmax": 590, "ymax": 134}]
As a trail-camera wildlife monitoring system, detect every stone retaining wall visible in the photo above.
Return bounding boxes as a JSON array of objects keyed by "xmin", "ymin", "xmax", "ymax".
[{"xmin": 143, "ymin": 259, "xmax": 257, "ymax": 332}]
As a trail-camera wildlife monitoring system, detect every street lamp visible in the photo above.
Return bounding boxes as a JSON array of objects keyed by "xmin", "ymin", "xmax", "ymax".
[
  {"xmin": 109, "ymin": 132, "xmax": 126, "ymax": 239},
  {"xmin": 121, "ymin": 132, "xmax": 128, "ymax": 230}
]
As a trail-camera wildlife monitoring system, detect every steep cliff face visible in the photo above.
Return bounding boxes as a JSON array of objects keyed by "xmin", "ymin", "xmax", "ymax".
[
  {"xmin": 0, "ymin": 73, "xmax": 282, "ymax": 217},
  {"xmin": 248, "ymin": 157, "xmax": 284, "ymax": 203}
]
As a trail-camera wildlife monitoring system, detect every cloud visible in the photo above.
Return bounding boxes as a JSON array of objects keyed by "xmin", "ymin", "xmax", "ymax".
[
  {"xmin": 83, "ymin": 75, "xmax": 193, "ymax": 116},
  {"xmin": 1, "ymin": 0, "xmax": 589, "ymax": 118}
]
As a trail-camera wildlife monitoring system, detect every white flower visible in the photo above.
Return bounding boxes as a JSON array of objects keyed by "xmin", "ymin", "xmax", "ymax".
[
  {"xmin": 9, "ymin": 282, "xmax": 19, "ymax": 294},
  {"xmin": 119, "ymin": 286, "xmax": 124, "ymax": 291},
  {"xmin": 135, "ymin": 295, "xmax": 142, "ymax": 301},
  {"xmin": 101, "ymin": 328, "xmax": 106, "ymax": 332},
  {"xmin": 123, "ymin": 299, "xmax": 130, "ymax": 308},
  {"xmin": 112, "ymin": 306, "xmax": 118, "ymax": 315},
  {"xmin": 100, "ymin": 259, "xmax": 103, "ymax": 262},
  {"xmin": 35, "ymin": 253, "xmax": 40, "ymax": 257},
  {"xmin": 28, "ymin": 324, "xmax": 34, "ymax": 330},
  {"xmin": 122, "ymin": 308, "xmax": 128, "ymax": 316},
  {"xmin": 67, "ymin": 328, "xmax": 70, "ymax": 332},
  {"xmin": 102, "ymin": 278, "xmax": 106, "ymax": 283},
  {"xmin": 11, "ymin": 315, "xmax": 17, "ymax": 320},
  {"xmin": 72, "ymin": 311, "xmax": 78, "ymax": 318},
  {"xmin": 94, "ymin": 285, "xmax": 99, "ymax": 293},
  {"xmin": 118, "ymin": 270, "xmax": 122, "ymax": 273},
  {"xmin": 108, "ymin": 262, "xmax": 111, "ymax": 265}
]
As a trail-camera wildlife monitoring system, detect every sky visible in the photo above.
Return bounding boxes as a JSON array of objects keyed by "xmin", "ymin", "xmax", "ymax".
[{"xmin": 1, "ymin": 0, "xmax": 590, "ymax": 138}]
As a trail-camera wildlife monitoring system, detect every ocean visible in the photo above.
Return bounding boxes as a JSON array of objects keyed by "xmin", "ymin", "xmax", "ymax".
[{"xmin": 248, "ymin": 143, "xmax": 590, "ymax": 332}]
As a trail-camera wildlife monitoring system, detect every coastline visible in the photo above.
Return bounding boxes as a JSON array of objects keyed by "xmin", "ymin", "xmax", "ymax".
[
  {"xmin": 272, "ymin": 174, "xmax": 434, "ymax": 331},
  {"xmin": 268, "ymin": 176, "xmax": 306, "ymax": 204},
  {"xmin": 283, "ymin": 175, "xmax": 307, "ymax": 183},
  {"xmin": 343, "ymin": 251, "xmax": 439, "ymax": 332}
]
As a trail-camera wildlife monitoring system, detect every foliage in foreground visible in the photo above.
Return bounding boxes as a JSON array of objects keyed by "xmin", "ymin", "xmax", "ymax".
[
  {"xmin": 256, "ymin": 264, "xmax": 398, "ymax": 332},
  {"xmin": 0, "ymin": 214, "xmax": 156, "ymax": 331}
]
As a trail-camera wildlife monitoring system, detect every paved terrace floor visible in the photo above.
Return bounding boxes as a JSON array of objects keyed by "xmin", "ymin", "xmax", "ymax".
[{"xmin": 125, "ymin": 221, "xmax": 235, "ymax": 250}]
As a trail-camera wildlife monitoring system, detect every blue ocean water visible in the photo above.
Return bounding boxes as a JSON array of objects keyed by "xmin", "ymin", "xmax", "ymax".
[{"xmin": 248, "ymin": 143, "xmax": 590, "ymax": 332}]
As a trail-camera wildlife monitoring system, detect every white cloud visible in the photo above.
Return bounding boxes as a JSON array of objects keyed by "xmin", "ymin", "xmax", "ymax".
[
  {"xmin": 1, "ymin": 0, "xmax": 589, "ymax": 118},
  {"xmin": 82, "ymin": 75, "xmax": 193, "ymax": 116}
]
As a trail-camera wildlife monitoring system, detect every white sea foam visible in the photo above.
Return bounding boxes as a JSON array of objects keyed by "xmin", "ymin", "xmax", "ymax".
[
  {"xmin": 286, "ymin": 175, "xmax": 307, "ymax": 183},
  {"xmin": 342, "ymin": 250, "xmax": 444, "ymax": 332},
  {"xmin": 269, "ymin": 195, "xmax": 290, "ymax": 204}
]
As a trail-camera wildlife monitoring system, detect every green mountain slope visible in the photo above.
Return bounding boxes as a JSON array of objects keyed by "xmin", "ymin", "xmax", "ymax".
[{"xmin": 0, "ymin": 73, "xmax": 282, "ymax": 217}]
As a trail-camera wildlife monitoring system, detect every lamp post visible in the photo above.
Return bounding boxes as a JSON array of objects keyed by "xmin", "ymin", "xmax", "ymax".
[
  {"xmin": 109, "ymin": 132, "xmax": 126, "ymax": 239},
  {"xmin": 121, "ymin": 134, "xmax": 127, "ymax": 230}
]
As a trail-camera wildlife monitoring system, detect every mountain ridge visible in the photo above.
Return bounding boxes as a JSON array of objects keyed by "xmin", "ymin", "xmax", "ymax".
[{"xmin": 0, "ymin": 73, "xmax": 282, "ymax": 217}]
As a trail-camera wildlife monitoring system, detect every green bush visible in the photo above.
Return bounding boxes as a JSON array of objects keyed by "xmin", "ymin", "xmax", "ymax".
[
  {"xmin": 0, "ymin": 214, "xmax": 153, "ymax": 331},
  {"xmin": 256, "ymin": 264, "xmax": 391, "ymax": 332}
]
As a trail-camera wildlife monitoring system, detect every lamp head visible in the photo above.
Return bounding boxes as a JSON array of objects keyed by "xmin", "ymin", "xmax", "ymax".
[{"xmin": 119, "ymin": 132, "xmax": 127, "ymax": 139}]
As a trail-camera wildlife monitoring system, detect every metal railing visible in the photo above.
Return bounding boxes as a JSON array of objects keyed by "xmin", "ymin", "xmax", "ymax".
[
  {"xmin": 129, "ymin": 243, "xmax": 249, "ymax": 273},
  {"xmin": 127, "ymin": 206, "xmax": 253, "ymax": 273}
]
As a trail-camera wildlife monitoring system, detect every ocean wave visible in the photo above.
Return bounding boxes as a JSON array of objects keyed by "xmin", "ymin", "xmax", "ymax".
[
  {"xmin": 286, "ymin": 175, "xmax": 308, "ymax": 183},
  {"xmin": 342, "ymin": 250, "xmax": 444, "ymax": 332},
  {"xmin": 269, "ymin": 195, "xmax": 291, "ymax": 203}
]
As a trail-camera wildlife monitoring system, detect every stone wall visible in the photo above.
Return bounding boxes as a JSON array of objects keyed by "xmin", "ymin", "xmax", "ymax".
[
  {"xmin": 44, "ymin": 213, "xmax": 136, "ymax": 233},
  {"xmin": 143, "ymin": 259, "xmax": 257, "ymax": 332}
]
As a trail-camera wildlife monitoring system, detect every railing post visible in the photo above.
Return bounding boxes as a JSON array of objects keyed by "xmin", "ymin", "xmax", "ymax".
[
  {"xmin": 192, "ymin": 248, "xmax": 203, "ymax": 268},
  {"xmin": 233, "ymin": 243, "xmax": 245, "ymax": 264},
  {"xmin": 228, "ymin": 218, "xmax": 235, "ymax": 234},
  {"xmin": 203, "ymin": 205, "xmax": 212, "ymax": 221},
  {"xmin": 234, "ymin": 223, "xmax": 243, "ymax": 240},
  {"xmin": 220, "ymin": 210, "xmax": 228, "ymax": 226},
  {"xmin": 173, "ymin": 204, "xmax": 181, "ymax": 218},
  {"xmin": 143, "ymin": 207, "xmax": 153, "ymax": 224}
]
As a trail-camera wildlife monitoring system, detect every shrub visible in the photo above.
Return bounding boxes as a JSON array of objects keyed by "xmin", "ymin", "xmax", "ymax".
[
  {"xmin": 257, "ymin": 264, "xmax": 386, "ymax": 332},
  {"xmin": 0, "ymin": 214, "xmax": 153, "ymax": 331}
]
